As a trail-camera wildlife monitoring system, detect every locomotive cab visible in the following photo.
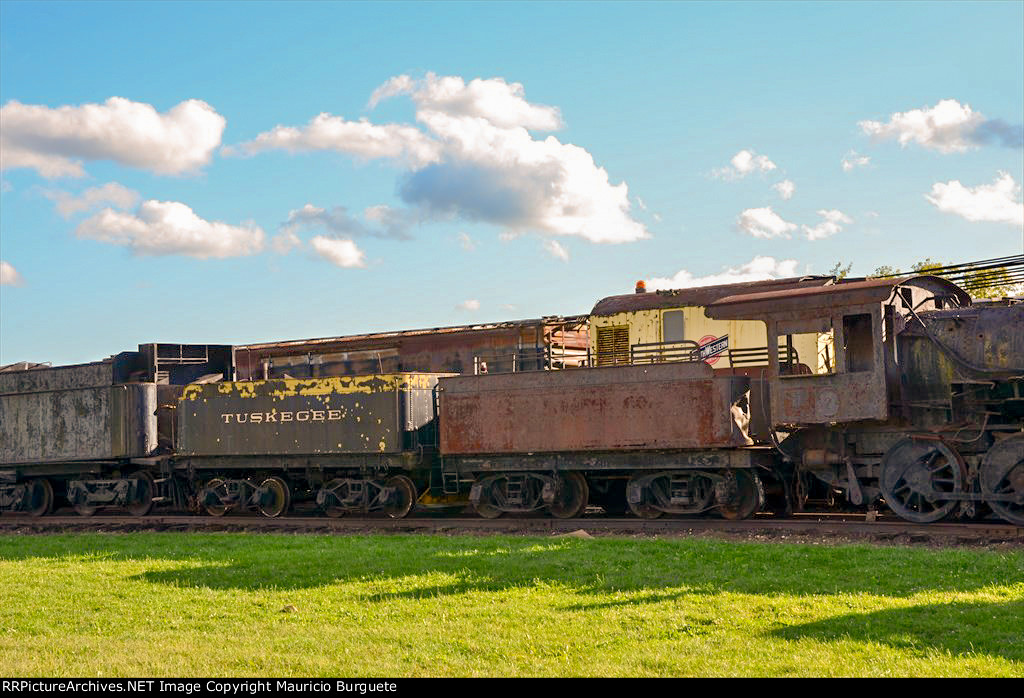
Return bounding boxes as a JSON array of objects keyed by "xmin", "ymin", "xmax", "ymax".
[{"xmin": 706, "ymin": 276, "xmax": 970, "ymax": 426}]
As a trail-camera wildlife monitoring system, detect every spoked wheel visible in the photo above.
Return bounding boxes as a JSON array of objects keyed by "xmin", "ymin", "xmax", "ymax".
[
  {"xmin": 881, "ymin": 438, "xmax": 964, "ymax": 524},
  {"xmin": 127, "ymin": 471, "xmax": 155, "ymax": 516},
  {"xmin": 548, "ymin": 472, "xmax": 589, "ymax": 519},
  {"xmin": 72, "ymin": 478, "xmax": 98, "ymax": 517},
  {"xmin": 321, "ymin": 479, "xmax": 349, "ymax": 518},
  {"xmin": 202, "ymin": 478, "xmax": 230, "ymax": 517},
  {"xmin": 382, "ymin": 475, "xmax": 416, "ymax": 519},
  {"xmin": 718, "ymin": 470, "xmax": 765, "ymax": 521},
  {"xmin": 626, "ymin": 475, "xmax": 663, "ymax": 519},
  {"xmin": 258, "ymin": 476, "xmax": 291, "ymax": 518},
  {"xmin": 980, "ymin": 434, "xmax": 1024, "ymax": 526},
  {"xmin": 24, "ymin": 478, "xmax": 53, "ymax": 517}
]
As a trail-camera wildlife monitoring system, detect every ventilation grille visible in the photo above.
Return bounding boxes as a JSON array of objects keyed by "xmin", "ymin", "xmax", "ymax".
[{"xmin": 595, "ymin": 326, "xmax": 630, "ymax": 366}]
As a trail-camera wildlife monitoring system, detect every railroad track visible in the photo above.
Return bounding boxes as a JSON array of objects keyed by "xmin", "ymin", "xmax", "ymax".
[{"xmin": 1, "ymin": 511, "xmax": 1020, "ymax": 543}]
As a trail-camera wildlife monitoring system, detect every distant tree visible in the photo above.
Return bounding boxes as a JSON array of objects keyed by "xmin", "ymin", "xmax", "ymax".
[
  {"xmin": 827, "ymin": 261, "xmax": 852, "ymax": 280},
  {"xmin": 960, "ymin": 267, "xmax": 1022, "ymax": 299},
  {"xmin": 870, "ymin": 265, "xmax": 902, "ymax": 278},
  {"xmin": 911, "ymin": 258, "xmax": 944, "ymax": 273}
]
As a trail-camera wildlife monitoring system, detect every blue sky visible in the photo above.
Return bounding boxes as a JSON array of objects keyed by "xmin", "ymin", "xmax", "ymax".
[{"xmin": 1, "ymin": 1, "xmax": 1022, "ymax": 365}]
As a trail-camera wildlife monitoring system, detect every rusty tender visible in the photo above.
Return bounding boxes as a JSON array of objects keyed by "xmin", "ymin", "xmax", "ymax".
[{"xmin": 1, "ymin": 275, "xmax": 1021, "ymax": 525}]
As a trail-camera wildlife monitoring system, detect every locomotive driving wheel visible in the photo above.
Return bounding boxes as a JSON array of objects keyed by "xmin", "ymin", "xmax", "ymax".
[
  {"xmin": 24, "ymin": 478, "xmax": 53, "ymax": 517},
  {"xmin": 257, "ymin": 476, "xmax": 291, "ymax": 518},
  {"xmin": 127, "ymin": 471, "xmax": 155, "ymax": 516},
  {"xmin": 880, "ymin": 438, "xmax": 964, "ymax": 524},
  {"xmin": 382, "ymin": 475, "xmax": 416, "ymax": 519},
  {"xmin": 548, "ymin": 472, "xmax": 589, "ymax": 519},
  {"xmin": 980, "ymin": 434, "xmax": 1024, "ymax": 526}
]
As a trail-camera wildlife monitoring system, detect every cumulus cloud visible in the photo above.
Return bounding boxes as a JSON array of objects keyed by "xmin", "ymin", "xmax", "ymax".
[
  {"xmin": 226, "ymin": 113, "xmax": 442, "ymax": 168},
  {"xmin": 646, "ymin": 256, "xmax": 800, "ymax": 291},
  {"xmin": 1, "ymin": 261, "xmax": 24, "ymax": 286},
  {"xmin": 802, "ymin": 209, "xmax": 853, "ymax": 240},
  {"xmin": 456, "ymin": 299, "xmax": 480, "ymax": 311},
  {"xmin": 543, "ymin": 238, "xmax": 569, "ymax": 262},
  {"xmin": 44, "ymin": 182, "xmax": 140, "ymax": 218},
  {"xmin": 398, "ymin": 110, "xmax": 647, "ymax": 243},
  {"xmin": 713, "ymin": 149, "xmax": 777, "ymax": 180},
  {"xmin": 736, "ymin": 207, "xmax": 796, "ymax": 239},
  {"xmin": 773, "ymin": 179, "xmax": 795, "ymax": 200},
  {"xmin": 0, "ymin": 97, "xmax": 226, "ymax": 178},
  {"xmin": 859, "ymin": 99, "xmax": 1023, "ymax": 153},
  {"xmin": 369, "ymin": 73, "xmax": 563, "ymax": 131},
  {"xmin": 841, "ymin": 150, "xmax": 871, "ymax": 172},
  {"xmin": 232, "ymin": 74, "xmax": 648, "ymax": 245},
  {"xmin": 76, "ymin": 200, "xmax": 264, "ymax": 258},
  {"xmin": 925, "ymin": 171, "xmax": 1024, "ymax": 226},
  {"xmin": 309, "ymin": 236, "xmax": 366, "ymax": 268}
]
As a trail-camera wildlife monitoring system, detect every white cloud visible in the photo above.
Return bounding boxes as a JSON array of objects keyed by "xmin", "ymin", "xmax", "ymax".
[
  {"xmin": 736, "ymin": 207, "xmax": 796, "ymax": 239},
  {"xmin": 773, "ymin": 179, "xmax": 795, "ymax": 200},
  {"xmin": 226, "ymin": 113, "xmax": 442, "ymax": 168},
  {"xmin": 802, "ymin": 209, "xmax": 853, "ymax": 240},
  {"xmin": 309, "ymin": 236, "xmax": 366, "ymax": 268},
  {"xmin": 1, "ymin": 261, "xmax": 24, "ymax": 286},
  {"xmin": 858, "ymin": 99, "xmax": 1023, "ymax": 153},
  {"xmin": 76, "ymin": 200, "xmax": 265, "ymax": 258},
  {"xmin": 456, "ymin": 299, "xmax": 480, "ymax": 311},
  {"xmin": 232, "ymin": 74, "xmax": 648, "ymax": 245},
  {"xmin": 370, "ymin": 73, "xmax": 563, "ymax": 131},
  {"xmin": 44, "ymin": 182, "xmax": 140, "ymax": 218},
  {"xmin": 713, "ymin": 149, "xmax": 777, "ymax": 180},
  {"xmin": 271, "ymin": 228, "xmax": 302, "ymax": 254},
  {"xmin": 647, "ymin": 256, "xmax": 800, "ymax": 291},
  {"xmin": 543, "ymin": 238, "xmax": 569, "ymax": 262},
  {"xmin": 457, "ymin": 232, "xmax": 477, "ymax": 251},
  {"xmin": 841, "ymin": 150, "xmax": 871, "ymax": 172},
  {"xmin": 925, "ymin": 171, "xmax": 1024, "ymax": 226},
  {"xmin": 0, "ymin": 97, "xmax": 226, "ymax": 177},
  {"xmin": 278, "ymin": 203, "xmax": 414, "ymax": 247},
  {"xmin": 400, "ymin": 108, "xmax": 647, "ymax": 243}
]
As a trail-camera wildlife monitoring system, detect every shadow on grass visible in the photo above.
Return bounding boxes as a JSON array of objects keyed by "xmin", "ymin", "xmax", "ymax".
[
  {"xmin": 770, "ymin": 599, "xmax": 1024, "ymax": 663},
  {"xmin": 1, "ymin": 533, "xmax": 1020, "ymax": 603}
]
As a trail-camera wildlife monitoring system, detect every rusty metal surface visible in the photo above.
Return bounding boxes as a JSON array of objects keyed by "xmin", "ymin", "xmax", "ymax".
[
  {"xmin": 233, "ymin": 317, "xmax": 589, "ymax": 380},
  {"xmin": 439, "ymin": 362, "xmax": 751, "ymax": 455},
  {"xmin": 177, "ymin": 373, "xmax": 448, "ymax": 457},
  {"xmin": 0, "ymin": 360, "xmax": 114, "ymax": 394},
  {"xmin": 708, "ymin": 275, "xmax": 971, "ymax": 317},
  {"xmin": 590, "ymin": 276, "xmax": 834, "ymax": 316},
  {"xmin": 908, "ymin": 303, "xmax": 1024, "ymax": 373},
  {"xmin": 0, "ymin": 384, "xmax": 158, "ymax": 466}
]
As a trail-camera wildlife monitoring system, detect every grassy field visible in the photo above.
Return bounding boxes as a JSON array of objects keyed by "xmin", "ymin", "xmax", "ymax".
[{"xmin": 0, "ymin": 532, "xmax": 1021, "ymax": 677}]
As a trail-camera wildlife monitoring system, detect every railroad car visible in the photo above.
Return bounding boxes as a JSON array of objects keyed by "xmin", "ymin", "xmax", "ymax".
[{"xmin": 0, "ymin": 344, "xmax": 232, "ymax": 516}]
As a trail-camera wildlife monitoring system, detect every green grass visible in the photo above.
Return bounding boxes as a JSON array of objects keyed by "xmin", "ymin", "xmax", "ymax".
[{"xmin": 0, "ymin": 533, "xmax": 1021, "ymax": 677}]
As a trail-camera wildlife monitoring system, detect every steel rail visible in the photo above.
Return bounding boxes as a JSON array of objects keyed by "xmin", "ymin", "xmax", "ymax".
[{"xmin": 1, "ymin": 513, "xmax": 1020, "ymax": 541}]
